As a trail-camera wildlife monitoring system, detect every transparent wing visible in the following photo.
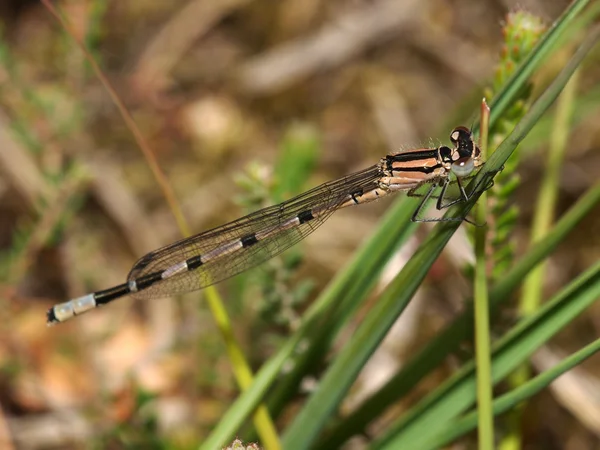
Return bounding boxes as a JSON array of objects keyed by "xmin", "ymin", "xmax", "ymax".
[{"xmin": 127, "ymin": 165, "xmax": 382, "ymax": 300}]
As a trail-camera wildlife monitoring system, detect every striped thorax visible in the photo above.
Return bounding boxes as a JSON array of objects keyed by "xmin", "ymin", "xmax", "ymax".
[{"xmin": 379, "ymin": 125, "xmax": 481, "ymax": 193}]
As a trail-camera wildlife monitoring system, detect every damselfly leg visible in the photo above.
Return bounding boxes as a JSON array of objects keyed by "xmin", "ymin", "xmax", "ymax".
[
  {"xmin": 408, "ymin": 177, "xmax": 472, "ymax": 223},
  {"xmin": 407, "ymin": 168, "xmax": 493, "ymax": 223}
]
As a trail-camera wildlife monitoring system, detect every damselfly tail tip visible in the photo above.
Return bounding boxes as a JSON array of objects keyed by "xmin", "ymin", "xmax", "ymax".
[
  {"xmin": 46, "ymin": 302, "xmax": 71, "ymax": 325},
  {"xmin": 46, "ymin": 294, "xmax": 97, "ymax": 325}
]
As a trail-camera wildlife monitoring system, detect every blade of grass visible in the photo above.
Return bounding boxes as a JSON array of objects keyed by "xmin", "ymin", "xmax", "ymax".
[
  {"xmin": 372, "ymin": 258, "xmax": 600, "ymax": 448},
  {"xmin": 204, "ymin": 14, "xmax": 600, "ymax": 450},
  {"xmin": 483, "ymin": 0, "xmax": 590, "ymax": 131},
  {"xmin": 283, "ymin": 24, "xmax": 600, "ymax": 450},
  {"xmin": 426, "ymin": 338, "xmax": 600, "ymax": 449},
  {"xmin": 317, "ymin": 178, "xmax": 600, "ymax": 448},
  {"xmin": 268, "ymin": 1, "xmax": 595, "ymax": 429},
  {"xmin": 263, "ymin": 198, "xmax": 419, "ymax": 417},
  {"xmin": 202, "ymin": 195, "xmax": 419, "ymax": 449},
  {"xmin": 40, "ymin": 2, "xmax": 280, "ymax": 448},
  {"xmin": 474, "ymin": 100, "xmax": 493, "ymax": 450}
]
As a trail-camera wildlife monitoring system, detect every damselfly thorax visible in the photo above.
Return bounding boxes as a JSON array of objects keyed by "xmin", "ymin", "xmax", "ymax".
[{"xmin": 47, "ymin": 126, "xmax": 485, "ymax": 324}]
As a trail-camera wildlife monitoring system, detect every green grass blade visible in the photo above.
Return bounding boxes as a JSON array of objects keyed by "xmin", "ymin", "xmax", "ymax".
[
  {"xmin": 519, "ymin": 72, "xmax": 578, "ymax": 316},
  {"xmin": 282, "ymin": 25, "xmax": 599, "ymax": 450},
  {"xmin": 318, "ymin": 179, "xmax": 600, "ymax": 449},
  {"xmin": 473, "ymin": 101, "xmax": 494, "ymax": 450},
  {"xmin": 201, "ymin": 195, "xmax": 418, "ymax": 449},
  {"xmin": 484, "ymin": 0, "xmax": 590, "ymax": 131},
  {"xmin": 204, "ymin": 16, "xmax": 599, "ymax": 450},
  {"xmin": 425, "ymin": 338, "xmax": 600, "ymax": 449},
  {"xmin": 264, "ymin": 196, "xmax": 418, "ymax": 415},
  {"xmin": 282, "ymin": 221, "xmax": 466, "ymax": 449},
  {"xmin": 372, "ymin": 258, "xmax": 600, "ymax": 448}
]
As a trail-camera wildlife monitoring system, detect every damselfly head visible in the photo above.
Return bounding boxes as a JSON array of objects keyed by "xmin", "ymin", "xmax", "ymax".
[{"xmin": 449, "ymin": 126, "xmax": 481, "ymax": 177}]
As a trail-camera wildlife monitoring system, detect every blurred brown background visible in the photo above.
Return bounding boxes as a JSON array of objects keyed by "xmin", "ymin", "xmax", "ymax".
[{"xmin": 1, "ymin": 0, "xmax": 599, "ymax": 448}]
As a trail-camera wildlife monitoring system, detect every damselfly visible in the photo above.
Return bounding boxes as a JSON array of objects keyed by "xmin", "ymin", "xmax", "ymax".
[{"xmin": 47, "ymin": 126, "xmax": 485, "ymax": 324}]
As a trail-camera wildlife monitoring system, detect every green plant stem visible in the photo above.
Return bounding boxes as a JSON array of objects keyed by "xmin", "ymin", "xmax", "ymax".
[
  {"xmin": 474, "ymin": 100, "xmax": 494, "ymax": 450},
  {"xmin": 206, "ymin": 286, "xmax": 282, "ymax": 450}
]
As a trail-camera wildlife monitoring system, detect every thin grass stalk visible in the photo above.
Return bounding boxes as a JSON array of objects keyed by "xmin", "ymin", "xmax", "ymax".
[{"xmin": 474, "ymin": 100, "xmax": 494, "ymax": 449}]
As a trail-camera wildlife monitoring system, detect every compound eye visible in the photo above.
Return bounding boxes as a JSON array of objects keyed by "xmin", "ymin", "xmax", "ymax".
[
  {"xmin": 450, "ymin": 126, "xmax": 472, "ymax": 144},
  {"xmin": 450, "ymin": 129, "xmax": 461, "ymax": 144},
  {"xmin": 451, "ymin": 157, "xmax": 475, "ymax": 178}
]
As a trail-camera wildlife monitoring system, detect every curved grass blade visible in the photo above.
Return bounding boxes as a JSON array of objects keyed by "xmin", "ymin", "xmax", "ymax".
[
  {"xmin": 281, "ymin": 24, "xmax": 600, "ymax": 450},
  {"xmin": 318, "ymin": 179, "xmax": 600, "ymax": 449},
  {"xmin": 200, "ymin": 195, "xmax": 418, "ymax": 450},
  {"xmin": 372, "ymin": 259, "xmax": 600, "ymax": 449},
  {"xmin": 424, "ymin": 338, "xmax": 600, "ymax": 449},
  {"xmin": 202, "ymin": 15, "xmax": 600, "ymax": 450},
  {"xmin": 483, "ymin": 0, "xmax": 590, "ymax": 132},
  {"xmin": 263, "ymin": 198, "xmax": 419, "ymax": 418}
]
